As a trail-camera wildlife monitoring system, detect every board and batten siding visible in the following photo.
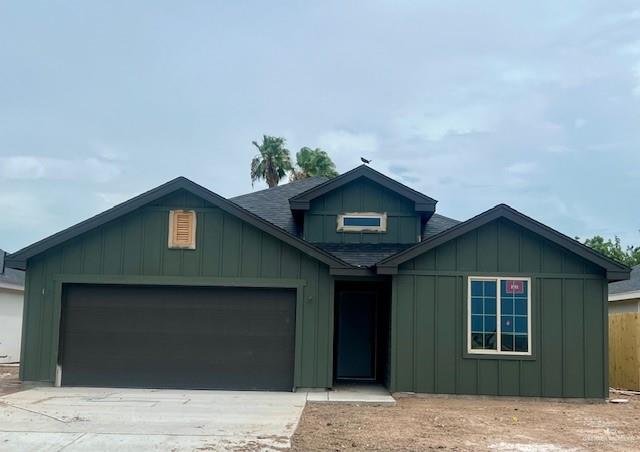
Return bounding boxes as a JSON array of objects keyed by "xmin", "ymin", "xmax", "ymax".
[
  {"xmin": 304, "ymin": 178, "xmax": 419, "ymax": 244},
  {"xmin": 20, "ymin": 190, "xmax": 333, "ymax": 389},
  {"xmin": 391, "ymin": 218, "xmax": 608, "ymax": 398}
]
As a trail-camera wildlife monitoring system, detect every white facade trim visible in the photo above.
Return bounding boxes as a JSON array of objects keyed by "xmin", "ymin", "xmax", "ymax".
[
  {"xmin": 0, "ymin": 282, "xmax": 24, "ymax": 292},
  {"xmin": 467, "ymin": 276, "xmax": 532, "ymax": 356},
  {"xmin": 609, "ymin": 290, "xmax": 640, "ymax": 302}
]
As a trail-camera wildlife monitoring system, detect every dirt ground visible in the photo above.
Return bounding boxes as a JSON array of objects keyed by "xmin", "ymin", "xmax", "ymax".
[
  {"xmin": 292, "ymin": 392, "xmax": 640, "ymax": 451},
  {"xmin": 0, "ymin": 365, "xmax": 22, "ymax": 397}
]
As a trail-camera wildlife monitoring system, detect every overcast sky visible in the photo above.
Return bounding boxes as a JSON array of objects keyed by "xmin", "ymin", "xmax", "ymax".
[{"xmin": 1, "ymin": 1, "xmax": 639, "ymax": 253}]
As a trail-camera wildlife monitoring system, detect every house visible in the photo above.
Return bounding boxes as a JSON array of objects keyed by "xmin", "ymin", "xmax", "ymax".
[
  {"xmin": 0, "ymin": 249, "xmax": 25, "ymax": 364},
  {"xmin": 609, "ymin": 265, "xmax": 640, "ymax": 314},
  {"xmin": 6, "ymin": 165, "xmax": 630, "ymax": 398}
]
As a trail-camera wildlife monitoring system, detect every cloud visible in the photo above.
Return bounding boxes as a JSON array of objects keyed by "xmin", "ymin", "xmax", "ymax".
[
  {"xmin": 395, "ymin": 105, "xmax": 500, "ymax": 142},
  {"xmin": 0, "ymin": 156, "xmax": 121, "ymax": 183},
  {"xmin": 633, "ymin": 62, "xmax": 640, "ymax": 96},
  {"xmin": 545, "ymin": 144, "xmax": 572, "ymax": 153},
  {"xmin": 505, "ymin": 162, "xmax": 538, "ymax": 175},
  {"xmin": 0, "ymin": 192, "xmax": 56, "ymax": 250},
  {"xmin": 316, "ymin": 130, "xmax": 379, "ymax": 170},
  {"xmin": 95, "ymin": 191, "xmax": 133, "ymax": 207}
]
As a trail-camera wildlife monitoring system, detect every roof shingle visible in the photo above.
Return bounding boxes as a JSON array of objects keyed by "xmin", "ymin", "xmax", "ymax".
[
  {"xmin": 0, "ymin": 249, "xmax": 24, "ymax": 288},
  {"xmin": 230, "ymin": 177, "xmax": 328, "ymax": 235},
  {"xmin": 609, "ymin": 264, "xmax": 640, "ymax": 295}
]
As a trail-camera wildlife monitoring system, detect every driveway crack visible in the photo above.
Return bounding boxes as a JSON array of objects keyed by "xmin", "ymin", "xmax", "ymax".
[
  {"xmin": 0, "ymin": 400, "xmax": 69, "ymax": 423},
  {"xmin": 56, "ymin": 432, "xmax": 88, "ymax": 451}
]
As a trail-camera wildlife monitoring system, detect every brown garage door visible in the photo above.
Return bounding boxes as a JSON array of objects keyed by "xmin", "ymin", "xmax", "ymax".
[{"xmin": 60, "ymin": 284, "xmax": 296, "ymax": 391}]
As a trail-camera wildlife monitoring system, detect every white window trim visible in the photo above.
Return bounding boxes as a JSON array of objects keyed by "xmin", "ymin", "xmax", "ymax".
[
  {"xmin": 467, "ymin": 276, "xmax": 532, "ymax": 356},
  {"xmin": 337, "ymin": 212, "xmax": 387, "ymax": 233}
]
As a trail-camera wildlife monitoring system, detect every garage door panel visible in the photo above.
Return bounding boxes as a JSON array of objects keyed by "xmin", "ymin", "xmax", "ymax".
[{"xmin": 60, "ymin": 284, "xmax": 296, "ymax": 390}]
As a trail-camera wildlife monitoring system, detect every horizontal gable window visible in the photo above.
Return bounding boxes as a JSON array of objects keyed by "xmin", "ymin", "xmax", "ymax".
[
  {"xmin": 343, "ymin": 217, "xmax": 381, "ymax": 227},
  {"xmin": 337, "ymin": 212, "xmax": 387, "ymax": 233},
  {"xmin": 468, "ymin": 277, "xmax": 531, "ymax": 356}
]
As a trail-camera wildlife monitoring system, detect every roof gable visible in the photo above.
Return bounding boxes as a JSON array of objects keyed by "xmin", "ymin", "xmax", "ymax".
[
  {"xmin": 231, "ymin": 176, "xmax": 328, "ymax": 234},
  {"xmin": 6, "ymin": 177, "xmax": 352, "ymax": 271},
  {"xmin": 609, "ymin": 265, "xmax": 640, "ymax": 296},
  {"xmin": 377, "ymin": 204, "xmax": 631, "ymax": 281},
  {"xmin": 289, "ymin": 165, "xmax": 437, "ymax": 213}
]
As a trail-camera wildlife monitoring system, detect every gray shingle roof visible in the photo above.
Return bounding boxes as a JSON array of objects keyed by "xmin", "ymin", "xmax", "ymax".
[
  {"xmin": 0, "ymin": 249, "xmax": 24, "ymax": 288},
  {"xmin": 315, "ymin": 243, "xmax": 413, "ymax": 267},
  {"xmin": 609, "ymin": 264, "xmax": 640, "ymax": 295},
  {"xmin": 230, "ymin": 177, "xmax": 328, "ymax": 235},
  {"xmin": 423, "ymin": 213, "xmax": 461, "ymax": 238}
]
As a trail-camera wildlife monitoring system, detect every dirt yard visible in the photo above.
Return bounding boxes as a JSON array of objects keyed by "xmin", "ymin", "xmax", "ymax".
[
  {"xmin": 0, "ymin": 365, "xmax": 22, "ymax": 397},
  {"xmin": 292, "ymin": 392, "xmax": 640, "ymax": 451}
]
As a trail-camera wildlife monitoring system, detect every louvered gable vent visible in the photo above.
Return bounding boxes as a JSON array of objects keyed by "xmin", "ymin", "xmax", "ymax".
[{"xmin": 168, "ymin": 210, "xmax": 196, "ymax": 249}]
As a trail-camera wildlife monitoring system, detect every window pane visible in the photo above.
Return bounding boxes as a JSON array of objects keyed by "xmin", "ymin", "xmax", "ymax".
[
  {"xmin": 484, "ymin": 299, "xmax": 496, "ymax": 315},
  {"xmin": 514, "ymin": 299, "xmax": 527, "ymax": 315},
  {"xmin": 501, "ymin": 298, "xmax": 513, "ymax": 315},
  {"xmin": 471, "ymin": 297, "xmax": 483, "ymax": 315},
  {"xmin": 514, "ymin": 316, "xmax": 528, "ymax": 333},
  {"xmin": 471, "ymin": 315, "xmax": 483, "ymax": 332},
  {"xmin": 471, "ymin": 333, "xmax": 484, "ymax": 349},
  {"xmin": 514, "ymin": 335, "xmax": 528, "ymax": 352},
  {"xmin": 469, "ymin": 279, "xmax": 498, "ymax": 352},
  {"xmin": 501, "ymin": 334, "xmax": 514, "ymax": 351},
  {"xmin": 500, "ymin": 279, "xmax": 529, "ymax": 353},
  {"xmin": 471, "ymin": 281, "xmax": 483, "ymax": 297},
  {"xmin": 484, "ymin": 281, "xmax": 497, "ymax": 297},
  {"xmin": 501, "ymin": 316, "xmax": 514, "ymax": 332},
  {"xmin": 343, "ymin": 217, "xmax": 381, "ymax": 227},
  {"xmin": 483, "ymin": 333, "xmax": 496, "ymax": 350},
  {"xmin": 484, "ymin": 315, "xmax": 497, "ymax": 333}
]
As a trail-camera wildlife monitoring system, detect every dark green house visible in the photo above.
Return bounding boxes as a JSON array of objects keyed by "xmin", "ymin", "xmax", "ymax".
[{"xmin": 7, "ymin": 165, "xmax": 630, "ymax": 398}]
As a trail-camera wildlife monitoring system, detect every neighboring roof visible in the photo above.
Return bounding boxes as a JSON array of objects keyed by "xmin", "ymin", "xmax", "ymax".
[
  {"xmin": 315, "ymin": 243, "xmax": 413, "ymax": 268},
  {"xmin": 609, "ymin": 265, "xmax": 640, "ymax": 301},
  {"xmin": 231, "ymin": 176, "xmax": 328, "ymax": 234},
  {"xmin": 423, "ymin": 213, "xmax": 460, "ymax": 239},
  {"xmin": 289, "ymin": 165, "xmax": 437, "ymax": 212},
  {"xmin": 0, "ymin": 249, "xmax": 24, "ymax": 290},
  {"xmin": 6, "ymin": 177, "xmax": 353, "ymax": 271},
  {"xmin": 377, "ymin": 204, "xmax": 631, "ymax": 281}
]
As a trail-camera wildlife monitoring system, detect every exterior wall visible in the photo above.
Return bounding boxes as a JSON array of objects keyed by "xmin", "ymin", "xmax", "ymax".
[
  {"xmin": 20, "ymin": 189, "xmax": 333, "ymax": 388},
  {"xmin": 304, "ymin": 178, "xmax": 419, "ymax": 244},
  {"xmin": 608, "ymin": 298, "xmax": 640, "ymax": 314},
  {"xmin": 0, "ymin": 288, "xmax": 23, "ymax": 363},
  {"xmin": 391, "ymin": 218, "xmax": 608, "ymax": 398}
]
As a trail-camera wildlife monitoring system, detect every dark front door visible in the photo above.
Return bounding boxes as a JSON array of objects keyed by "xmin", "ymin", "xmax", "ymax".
[
  {"xmin": 60, "ymin": 284, "xmax": 296, "ymax": 391},
  {"xmin": 335, "ymin": 289, "xmax": 377, "ymax": 380}
]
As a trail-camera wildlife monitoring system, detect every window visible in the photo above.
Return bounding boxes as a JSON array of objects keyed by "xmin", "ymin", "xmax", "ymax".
[
  {"xmin": 168, "ymin": 210, "xmax": 196, "ymax": 249},
  {"xmin": 337, "ymin": 212, "xmax": 387, "ymax": 232},
  {"xmin": 468, "ymin": 277, "xmax": 531, "ymax": 355}
]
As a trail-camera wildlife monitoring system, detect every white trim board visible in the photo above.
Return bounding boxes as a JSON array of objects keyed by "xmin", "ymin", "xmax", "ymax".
[{"xmin": 609, "ymin": 290, "xmax": 640, "ymax": 302}]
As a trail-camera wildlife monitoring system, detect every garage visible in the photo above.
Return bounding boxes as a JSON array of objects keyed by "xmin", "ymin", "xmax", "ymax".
[{"xmin": 59, "ymin": 284, "xmax": 296, "ymax": 391}]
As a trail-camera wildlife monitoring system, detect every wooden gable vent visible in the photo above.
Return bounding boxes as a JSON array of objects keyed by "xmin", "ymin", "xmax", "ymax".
[{"xmin": 168, "ymin": 210, "xmax": 196, "ymax": 249}]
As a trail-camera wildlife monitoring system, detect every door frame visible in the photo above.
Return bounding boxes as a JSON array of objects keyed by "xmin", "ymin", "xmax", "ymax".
[
  {"xmin": 50, "ymin": 274, "xmax": 306, "ymax": 390},
  {"xmin": 334, "ymin": 287, "xmax": 379, "ymax": 381},
  {"xmin": 331, "ymin": 279, "xmax": 391, "ymax": 385}
]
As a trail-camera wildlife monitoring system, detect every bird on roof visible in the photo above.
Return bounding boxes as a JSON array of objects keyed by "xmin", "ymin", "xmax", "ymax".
[{"xmin": 360, "ymin": 157, "xmax": 372, "ymax": 164}]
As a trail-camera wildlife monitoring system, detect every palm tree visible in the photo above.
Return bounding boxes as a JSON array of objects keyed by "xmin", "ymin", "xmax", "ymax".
[
  {"xmin": 290, "ymin": 147, "xmax": 339, "ymax": 181},
  {"xmin": 250, "ymin": 135, "xmax": 292, "ymax": 188}
]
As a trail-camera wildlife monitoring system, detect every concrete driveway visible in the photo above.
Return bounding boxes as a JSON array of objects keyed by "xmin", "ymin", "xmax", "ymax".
[{"xmin": 0, "ymin": 387, "xmax": 307, "ymax": 451}]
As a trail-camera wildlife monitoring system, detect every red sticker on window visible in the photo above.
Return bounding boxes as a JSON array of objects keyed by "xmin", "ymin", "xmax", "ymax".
[{"xmin": 505, "ymin": 280, "xmax": 524, "ymax": 294}]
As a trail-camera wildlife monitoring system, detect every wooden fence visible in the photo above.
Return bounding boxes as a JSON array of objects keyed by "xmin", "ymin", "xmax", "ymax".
[{"xmin": 609, "ymin": 313, "xmax": 640, "ymax": 391}]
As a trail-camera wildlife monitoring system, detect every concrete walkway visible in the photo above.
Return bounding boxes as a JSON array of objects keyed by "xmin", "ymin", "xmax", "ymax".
[
  {"xmin": 307, "ymin": 384, "xmax": 396, "ymax": 406},
  {"xmin": 0, "ymin": 387, "xmax": 308, "ymax": 451}
]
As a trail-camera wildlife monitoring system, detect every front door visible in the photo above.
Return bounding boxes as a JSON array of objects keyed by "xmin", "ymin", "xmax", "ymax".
[{"xmin": 334, "ymin": 289, "xmax": 377, "ymax": 380}]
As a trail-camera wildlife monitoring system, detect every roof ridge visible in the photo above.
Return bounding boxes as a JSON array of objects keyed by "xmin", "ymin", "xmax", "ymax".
[{"xmin": 231, "ymin": 176, "xmax": 328, "ymax": 200}]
